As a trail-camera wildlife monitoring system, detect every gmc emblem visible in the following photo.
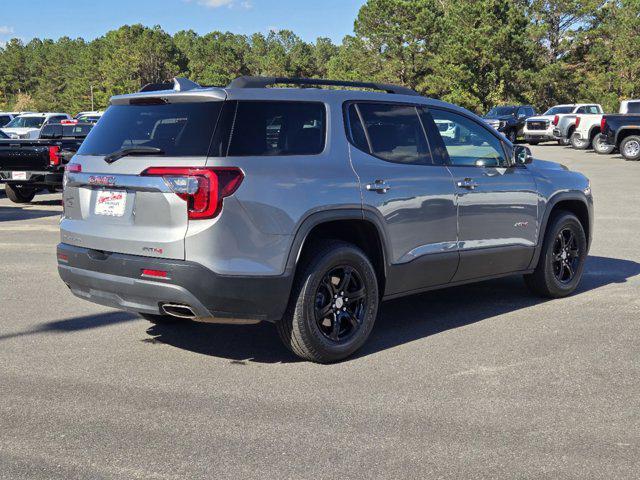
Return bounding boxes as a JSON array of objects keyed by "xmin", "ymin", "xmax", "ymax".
[{"xmin": 88, "ymin": 175, "xmax": 116, "ymax": 186}]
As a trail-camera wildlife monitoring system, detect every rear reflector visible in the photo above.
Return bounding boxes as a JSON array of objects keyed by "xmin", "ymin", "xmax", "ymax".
[
  {"xmin": 552, "ymin": 115, "xmax": 559, "ymax": 126},
  {"xmin": 66, "ymin": 163, "xmax": 82, "ymax": 173},
  {"xmin": 57, "ymin": 253, "xmax": 69, "ymax": 262},
  {"xmin": 575, "ymin": 116, "xmax": 581, "ymax": 128},
  {"xmin": 141, "ymin": 269, "xmax": 168, "ymax": 278}
]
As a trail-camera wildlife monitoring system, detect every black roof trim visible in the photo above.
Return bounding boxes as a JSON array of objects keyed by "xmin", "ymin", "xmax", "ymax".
[{"xmin": 226, "ymin": 76, "xmax": 419, "ymax": 96}]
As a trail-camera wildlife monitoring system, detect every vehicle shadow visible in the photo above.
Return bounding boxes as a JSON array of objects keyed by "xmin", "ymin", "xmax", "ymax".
[
  {"xmin": 0, "ymin": 204, "xmax": 60, "ymax": 221},
  {"xmin": 145, "ymin": 255, "xmax": 640, "ymax": 364}
]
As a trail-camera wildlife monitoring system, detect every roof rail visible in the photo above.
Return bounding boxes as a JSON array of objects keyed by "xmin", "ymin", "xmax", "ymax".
[
  {"xmin": 139, "ymin": 77, "xmax": 202, "ymax": 93},
  {"xmin": 226, "ymin": 76, "xmax": 419, "ymax": 96}
]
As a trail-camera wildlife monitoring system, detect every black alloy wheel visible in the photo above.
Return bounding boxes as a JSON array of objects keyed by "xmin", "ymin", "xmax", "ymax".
[
  {"xmin": 314, "ymin": 266, "xmax": 367, "ymax": 342},
  {"xmin": 552, "ymin": 228, "xmax": 581, "ymax": 284}
]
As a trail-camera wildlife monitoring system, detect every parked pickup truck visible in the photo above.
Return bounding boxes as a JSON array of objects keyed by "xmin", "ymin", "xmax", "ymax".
[
  {"xmin": 571, "ymin": 99, "xmax": 640, "ymax": 154},
  {"xmin": 0, "ymin": 122, "xmax": 93, "ymax": 203},
  {"xmin": 524, "ymin": 104, "xmax": 602, "ymax": 145},
  {"xmin": 601, "ymin": 107, "xmax": 640, "ymax": 161},
  {"xmin": 482, "ymin": 105, "xmax": 536, "ymax": 143}
]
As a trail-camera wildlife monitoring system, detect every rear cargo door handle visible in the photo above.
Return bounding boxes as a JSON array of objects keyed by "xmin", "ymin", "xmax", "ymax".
[
  {"xmin": 366, "ymin": 179, "xmax": 391, "ymax": 193},
  {"xmin": 457, "ymin": 178, "xmax": 478, "ymax": 190}
]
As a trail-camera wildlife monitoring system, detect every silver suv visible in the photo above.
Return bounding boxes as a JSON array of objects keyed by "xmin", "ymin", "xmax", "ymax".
[{"xmin": 57, "ymin": 77, "xmax": 594, "ymax": 363}]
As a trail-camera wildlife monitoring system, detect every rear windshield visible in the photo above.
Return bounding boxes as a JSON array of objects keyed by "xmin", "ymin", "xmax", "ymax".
[
  {"xmin": 627, "ymin": 102, "xmax": 640, "ymax": 114},
  {"xmin": 543, "ymin": 106, "xmax": 574, "ymax": 115},
  {"xmin": 6, "ymin": 116, "xmax": 45, "ymax": 128},
  {"xmin": 77, "ymin": 102, "xmax": 222, "ymax": 156},
  {"xmin": 40, "ymin": 124, "xmax": 93, "ymax": 139}
]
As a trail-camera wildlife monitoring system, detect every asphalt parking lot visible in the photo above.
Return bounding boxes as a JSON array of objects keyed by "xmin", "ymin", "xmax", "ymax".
[{"xmin": 1, "ymin": 145, "xmax": 639, "ymax": 479}]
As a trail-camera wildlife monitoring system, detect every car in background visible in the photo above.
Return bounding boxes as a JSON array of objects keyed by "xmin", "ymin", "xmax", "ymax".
[
  {"xmin": 571, "ymin": 99, "xmax": 640, "ymax": 153},
  {"xmin": 601, "ymin": 108, "xmax": 640, "ymax": 161},
  {"xmin": 0, "ymin": 113, "xmax": 16, "ymax": 127},
  {"xmin": 483, "ymin": 105, "xmax": 536, "ymax": 143},
  {"xmin": 523, "ymin": 104, "xmax": 603, "ymax": 145},
  {"xmin": 0, "ymin": 121, "xmax": 93, "ymax": 202},
  {"xmin": 1, "ymin": 112, "xmax": 72, "ymax": 140},
  {"xmin": 76, "ymin": 111, "xmax": 103, "ymax": 124}
]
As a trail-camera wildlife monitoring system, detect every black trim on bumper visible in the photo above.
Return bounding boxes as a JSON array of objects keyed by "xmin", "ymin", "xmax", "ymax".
[{"xmin": 57, "ymin": 243, "xmax": 293, "ymax": 322}]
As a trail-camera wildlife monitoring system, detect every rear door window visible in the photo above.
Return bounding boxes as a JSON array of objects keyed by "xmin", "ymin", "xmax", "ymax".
[
  {"xmin": 627, "ymin": 102, "xmax": 640, "ymax": 113},
  {"xmin": 77, "ymin": 102, "xmax": 223, "ymax": 157},
  {"xmin": 348, "ymin": 103, "xmax": 432, "ymax": 165},
  {"xmin": 227, "ymin": 101, "xmax": 326, "ymax": 156}
]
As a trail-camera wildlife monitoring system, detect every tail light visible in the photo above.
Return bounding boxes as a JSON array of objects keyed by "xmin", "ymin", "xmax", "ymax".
[
  {"xmin": 575, "ymin": 116, "xmax": 581, "ymax": 128},
  {"xmin": 49, "ymin": 146, "xmax": 61, "ymax": 166},
  {"xmin": 601, "ymin": 117, "xmax": 607, "ymax": 132},
  {"xmin": 66, "ymin": 163, "xmax": 82, "ymax": 173},
  {"xmin": 142, "ymin": 167, "xmax": 243, "ymax": 220},
  {"xmin": 552, "ymin": 115, "xmax": 559, "ymax": 126}
]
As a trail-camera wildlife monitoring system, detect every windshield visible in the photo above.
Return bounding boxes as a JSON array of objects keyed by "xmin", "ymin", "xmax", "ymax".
[
  {"xmin": 78, "ymin": 102, "xmax": 223, "ymax": 157},
  {"xmin": 486, "ymin": 106, "xmax": 516, "ymax": 116},
  {"xmin": 543, "ymin": 106, "xmax": 574, "ymax": 115},
  {"xmin": 5, "ymin": 116, "xmax": 45, "ymax": 129}
]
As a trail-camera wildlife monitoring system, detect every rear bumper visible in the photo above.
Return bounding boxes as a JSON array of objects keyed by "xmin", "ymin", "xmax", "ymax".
[
  {"xmin": 57, "ymin": 243, "xmax": 292, "ymax": 323},
  {"xmin": 0, "ymin": 170, "xmax": 62, "ymax": 186}
]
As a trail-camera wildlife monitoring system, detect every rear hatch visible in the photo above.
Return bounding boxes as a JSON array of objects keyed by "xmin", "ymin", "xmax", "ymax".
[{"xmin": 60, "ymin": 90, "xmax": 226, "ymax": 260}]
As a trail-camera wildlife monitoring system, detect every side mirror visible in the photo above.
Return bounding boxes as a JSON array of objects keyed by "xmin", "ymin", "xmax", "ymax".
[{"xmin": 513, "ymin": 145, "xmax": 533, "ymax": 165}]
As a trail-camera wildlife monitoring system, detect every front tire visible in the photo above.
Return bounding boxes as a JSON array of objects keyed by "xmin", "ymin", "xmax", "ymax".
[
  {"xmin": 620, "ymin": 135, "xmax": 640, "ymax": 161},
  {"xmin": 524, "ymin": 212, "xmax": 587, "ymax": 298},
  {"xmin": 592, "ymin": 133, "xmax": 615, "ymax": 155},
  {"xmin": 5, "ymin": 183, "xmax": 36, "ymax": 203},
  {"xmin": 570, "ymin": 132, "xmax": 590, "ymax": 150},
  {"xmin": 276, "ymin": 240, "xmax": 379, "ymax": 363}
]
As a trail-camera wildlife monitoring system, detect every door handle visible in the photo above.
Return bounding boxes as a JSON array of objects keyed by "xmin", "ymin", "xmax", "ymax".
[
  {"xmin": 456, "ymin": 178, "xmax": 478, "ymax": 190},
  {"xmin": 366, "ymin": 179, "xmax": 391, "ymax": 193}
]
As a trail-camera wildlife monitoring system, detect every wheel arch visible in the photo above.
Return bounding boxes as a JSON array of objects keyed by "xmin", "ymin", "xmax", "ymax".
[
  {"xmin": 285, "ymin": 209, "xmax": 390, "ymax": 294},
  {"xmin": 528, "ymin": 193, "xmax": 592, "ymax": 270},
  {"xmin": 615, "ymin": 127, "xmax": 640, "ymax": 146}
]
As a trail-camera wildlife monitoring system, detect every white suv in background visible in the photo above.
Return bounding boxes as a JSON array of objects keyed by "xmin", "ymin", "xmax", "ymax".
[
  {"xmin": 1, "ymin": 112, "xmax": 71, "ymax": 139},
  {"xmin": 523, "ymin": 104, "xmax": 603, "ymax": 145}
]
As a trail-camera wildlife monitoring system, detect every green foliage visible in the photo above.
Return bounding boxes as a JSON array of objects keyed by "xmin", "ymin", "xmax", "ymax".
[{"xmin": 0, "ymin": 2, "xmax": 637, "ymax": 115}]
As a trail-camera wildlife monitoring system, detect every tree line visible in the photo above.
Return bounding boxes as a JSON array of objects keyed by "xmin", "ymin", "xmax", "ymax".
[{"xmin": 0, "ymin": 0, "xmax": 638, "ymax": 115}]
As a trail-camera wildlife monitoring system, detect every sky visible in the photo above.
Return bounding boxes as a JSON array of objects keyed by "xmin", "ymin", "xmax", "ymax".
[{"xmin": 0, "ymin": 0, "xmax": 366, "ymax": 45}]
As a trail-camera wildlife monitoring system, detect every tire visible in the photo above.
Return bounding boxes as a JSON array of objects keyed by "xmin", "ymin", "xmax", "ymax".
[
  {"xmin": 507, "ymin": 129, "xmax": 517, "ymax": 143},
  {"xmin": 138, "ymin": 312, "xmax": 180, "ymax": 324},
  {"xmin": 528, "ymin": 140, "xmax": 539, "ymax": 146},
  {"xmin": 5, "ymin": 183, "xmax": 36, "ymax": 203},
  {"xmin": 524, "ymin": 212, "xmax": 587, "ymax": 298},
  {"xmin": 570, "ymin": 132, "xmax": 590, "ymax": 150},
  {"xmin": 592, "ymin": 133, "xmax": 615, "ymax": 155},
  {"xmin": 558, "ymin": 137, "xmax": 571, "ymax": 146},
  {"xmin": 276, "ymin": 240, "xmax": 379, "ymax": 363},
  {"xmin": 620, "ymin": 135, "xmax": 640, "ymax": 161}
]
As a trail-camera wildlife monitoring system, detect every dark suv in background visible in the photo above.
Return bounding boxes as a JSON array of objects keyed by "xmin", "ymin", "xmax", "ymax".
[
  {"xmin": 483, "ymin": 105, "xmax": 536, "ymax": 143},
  {"xmin": 57, "ymin": 77, "xmax": 593, "ymax": 363}
]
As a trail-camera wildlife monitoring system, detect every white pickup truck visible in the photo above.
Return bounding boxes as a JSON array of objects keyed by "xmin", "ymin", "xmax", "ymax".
[
  {"xmin": 523, "ymin": 104, "xmax": 603, "ymax": 145},
  {"xmin": 571, "ymin": 100, "xmax": 640, "ymax": 153}
]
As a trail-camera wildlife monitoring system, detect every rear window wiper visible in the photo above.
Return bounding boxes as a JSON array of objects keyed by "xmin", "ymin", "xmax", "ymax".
[{"xmin": 104, "ymin": 147, "xmax": 165, "ymax": 164}]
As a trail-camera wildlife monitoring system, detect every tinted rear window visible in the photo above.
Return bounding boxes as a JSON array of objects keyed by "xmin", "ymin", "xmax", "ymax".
[
  {"xmin": 227, "ymin": 101, "xmax": 325, "ymax": 156},
  {"xmin": 77, "ymin": 102, "xmax": 222, "ymax": 156},
  {"xmin": 627, "ymin": 102, "xmax": 640, "ymax": 113},
  {"xmin": 40, "ymin": 124, "xmax": 93, "ymax": 139}
]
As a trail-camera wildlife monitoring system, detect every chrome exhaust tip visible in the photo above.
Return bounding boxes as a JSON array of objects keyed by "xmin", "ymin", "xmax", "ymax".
[{"xmin": 161, "ymin": 303, "xmax": 197, "ymax": 319}]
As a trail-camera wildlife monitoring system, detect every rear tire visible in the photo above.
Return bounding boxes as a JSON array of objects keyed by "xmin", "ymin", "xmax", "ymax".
[
  {"xmin": 570, "ymin": 132, "xmax": 590, "ymax": 150},
  {"xmin": 276, "ymin": 240, "xmax": 379, "ymax": 363},
  {"xmin": 527, "ymin": 140, "xmax": 539, "ymax": 146},
  {"xmin": 592, "ymin": 133, "xmax": 615, "ymax": 155},
  {"xmin": 5, "ymin": 183, "xmax": 36, "ymax": 204},
  {"xmin": 558, "ymin": 137, "xmax": 571, "ymax": 146},
  {"xmin": 620, "ymin": 135, "xmax": 640, "ymax": 161},
  {"xmin": 524, "ymin": 212, "xmax": 587, "ymax": 298}
]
